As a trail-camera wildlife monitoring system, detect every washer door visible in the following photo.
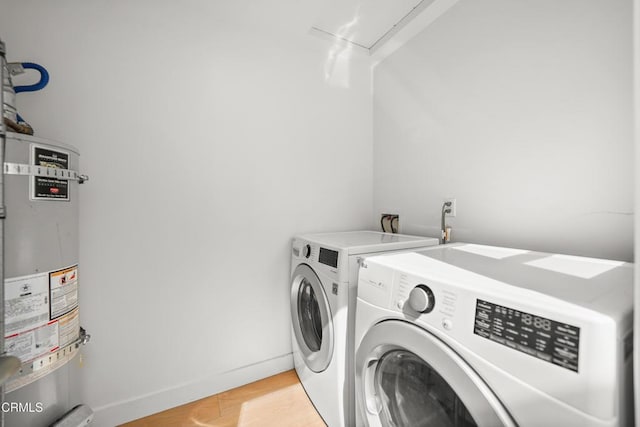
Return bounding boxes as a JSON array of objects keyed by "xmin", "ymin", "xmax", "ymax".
[
  {"xmin": 290, "ymin": 264, "xmax": 334, "ymax": 373},
  {"xmin": 356, "ymin": 321, "xmax": 515, "ymax": 427}
]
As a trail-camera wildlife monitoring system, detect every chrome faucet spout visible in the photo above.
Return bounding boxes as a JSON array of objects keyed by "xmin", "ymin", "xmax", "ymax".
[{"xmin": 441, "ymin": 202, "xmax": 452, "ymax": 244}]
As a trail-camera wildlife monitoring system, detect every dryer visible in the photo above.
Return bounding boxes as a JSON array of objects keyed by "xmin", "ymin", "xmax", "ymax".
[
  {"xmin": 355, "ymin": 243, "xmax": 633, "ymax": 427},
  {"xmin": 290, "ymin": 231, "xmax": 438, "ymax": 427}
]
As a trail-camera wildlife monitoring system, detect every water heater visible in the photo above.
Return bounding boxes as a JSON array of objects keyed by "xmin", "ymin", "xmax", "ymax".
[{"xmin": 2, "ymin": 132, "xmax": 89, "ymax": 427}]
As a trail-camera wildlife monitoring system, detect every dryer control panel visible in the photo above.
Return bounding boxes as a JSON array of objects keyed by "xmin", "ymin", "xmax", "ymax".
[
  {"xmin": 292, "ymin": 241, "xmax": 339, "ymax": 268},
  {"xmin": 318, "ymin": 247, "xmax": 338, "ymax": 268}
]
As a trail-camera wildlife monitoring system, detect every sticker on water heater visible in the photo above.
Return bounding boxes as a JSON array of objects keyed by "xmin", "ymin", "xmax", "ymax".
[
  {"xmin": 30, "ymin": 145, "xmax": 70, "ymax": 201},
  {"xmin": 57, "ymin": 307, "xmax": 80, "ymax": 347},
  {"xmin": 4, "ymin": 272, "xmax": 50, "ymax": 336},
  {"xmin": 49, "ymin": 265, "xmax": 78, "ymax": 320},
  {"xmin": 3, "ymin": 268, "xmax": 81, "ymax": 388},
  {"xmin": 4, "ymin": 321, "xmax": 59, "ymax": 363},
  {"xmin": 33, "ymin": 177, "xmax": 69, "ymax": 200}
]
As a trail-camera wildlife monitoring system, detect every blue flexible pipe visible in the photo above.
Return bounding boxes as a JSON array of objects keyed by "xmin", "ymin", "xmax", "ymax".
[{"xmin": 13, "ymin": 62, "xmax": 49, "ymax": 93}]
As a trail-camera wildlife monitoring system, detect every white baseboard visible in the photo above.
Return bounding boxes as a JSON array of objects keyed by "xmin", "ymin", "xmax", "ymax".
[{"xmin": 91, "ymin": 353, "xmax": 294, "ymax": 427}]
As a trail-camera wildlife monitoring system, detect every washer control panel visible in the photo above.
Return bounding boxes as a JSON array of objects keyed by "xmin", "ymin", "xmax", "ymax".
[
  {"xmin": 392, "ymin": 273, "xmax": 458, "ymax": 332},
  {"xmin": 358, "ymin": 260, "xmax": 459, "ymax": 333},
  {"xmin": 474, "ymin": 299, "xmax": 580, "ymax": 372}
]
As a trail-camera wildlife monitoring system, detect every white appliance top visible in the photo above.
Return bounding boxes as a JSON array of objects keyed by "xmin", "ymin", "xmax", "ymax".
[
  {"xmin": 371, "ymin": 242, "xmax": 632, "ymax": 319},
  {"xmin": 297, "ymin": 231, "xmax": 438, "ymax": 255}
]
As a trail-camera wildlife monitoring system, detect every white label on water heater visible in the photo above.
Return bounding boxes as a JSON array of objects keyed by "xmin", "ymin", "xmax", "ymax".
[
  {"xmin": 4, "ymin": 266, "xmax": 80, "ymax": 364},
  {"xmin": 49, "ymin": 265, "xmax": 79, "ymax": 319},
  {"xmin": 30, "ymin": 145, "xmax": 71, "ymax": 201},
  {"xmin": 4, "ymin": 272, "xmax": 50, "ymax": 335}
]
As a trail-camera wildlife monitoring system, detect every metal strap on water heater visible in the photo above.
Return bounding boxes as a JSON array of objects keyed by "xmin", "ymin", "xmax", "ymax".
[
  {"xmin": 4, "ymin": 329, "xmax": 90, "ymax": 393},
  {"xmin": 3, "ymin": 162, "xmax": 89, "ymax": 183}
]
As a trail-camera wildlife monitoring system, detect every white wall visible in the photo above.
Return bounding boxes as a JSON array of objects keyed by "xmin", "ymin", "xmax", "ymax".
[
  {"xmin": 634, "ymin": 0, "xmax": 639, "ymax": 423},
  {"xmin": 374, "ymin": 0, "xmax": 634, "ymax": 261},
  {"xmin": 0, "ymin": 1, "xmax": 373, "ymax": 425}
]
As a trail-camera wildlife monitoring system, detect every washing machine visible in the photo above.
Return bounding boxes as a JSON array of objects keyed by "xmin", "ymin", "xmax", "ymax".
[
  {"xmin": 290, "ymin": 231, "xmax": 439, "ymax": 427},
  {"xmin": 355, "ymin": 243, "xmax": 634, "ymax": 427}
]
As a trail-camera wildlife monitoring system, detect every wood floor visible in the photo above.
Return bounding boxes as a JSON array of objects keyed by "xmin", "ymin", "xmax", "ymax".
[{"xmin": 120, "ymin": 370, "xmax": 326, "ymax": 427}]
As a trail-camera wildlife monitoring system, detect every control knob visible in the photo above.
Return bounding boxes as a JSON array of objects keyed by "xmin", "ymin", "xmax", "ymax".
[
  {"xmin": 408, "ymin": 285, "xmax": 435, "ymax": 313},
  {"xmin": 303, "ymin": 244, "xmax": 312, "ymax": 258}
]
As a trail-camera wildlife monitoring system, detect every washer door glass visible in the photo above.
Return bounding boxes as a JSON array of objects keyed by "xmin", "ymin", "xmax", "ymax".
[
  {"xmin": 290, "ymin": 264, "xmax": 334, "ymax": 373},
  {"xmin": 298, "ymin": 277, "xmax": 323, "ymax": 351},
  {"xmin": 356, "ymin": 321, "xmax": 514, "ymax": 427},
  {"xmin": 375, "ymin": 350, "xmax": 476, "ymax": 427}
]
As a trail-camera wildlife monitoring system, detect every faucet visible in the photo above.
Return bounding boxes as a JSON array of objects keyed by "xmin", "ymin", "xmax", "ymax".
[{"xmin": 441, "ymin": 201, "xmax": 452, "ymax": 244}]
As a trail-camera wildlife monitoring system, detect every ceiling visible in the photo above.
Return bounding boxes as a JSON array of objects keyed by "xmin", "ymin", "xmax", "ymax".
[{"xmin": 310, "ymin": 0, "xmax": 438, "ymax": 54}]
